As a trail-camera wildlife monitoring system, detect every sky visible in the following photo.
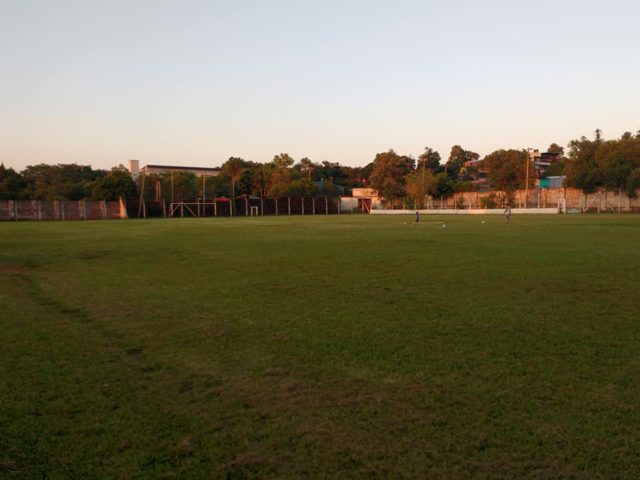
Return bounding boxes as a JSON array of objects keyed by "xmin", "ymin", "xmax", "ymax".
[{"xmin": 1, "ymin": 0, "xmax": 639, "ymax": 171}]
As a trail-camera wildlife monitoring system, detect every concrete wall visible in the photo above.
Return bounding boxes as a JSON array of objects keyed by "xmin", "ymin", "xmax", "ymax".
[{"xmin": 402, "ymin": 187, "xmax": 640, "ymax": 212}]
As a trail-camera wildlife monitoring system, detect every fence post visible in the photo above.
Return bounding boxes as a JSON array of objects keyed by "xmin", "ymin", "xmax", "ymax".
[
  {"xmin": 302, "ymin": 197, "xmax": 305, "ymax": 215},
  {"xmin": 260, "ymin": 197, "xmax": 264, "ymax": 216},
  {"xmin": 598, "ymin": 191, "xmax": 602, "ymax": 213},
  {"xmin": 325, "ymin": 196, "xmax": 328, "ymax": 215},
  {"xmin": 275, "ymin": 198, "xmax": 278, "ymax": 216},
  {"xmin": 288, "ymin": 197, "xmax": 291, "ymax": 215}
]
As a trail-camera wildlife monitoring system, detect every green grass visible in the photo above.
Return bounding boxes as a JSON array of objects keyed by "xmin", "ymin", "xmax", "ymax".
[{"xmin": 1, "ymin": 214, "xmax": 639, "ymax": 479}]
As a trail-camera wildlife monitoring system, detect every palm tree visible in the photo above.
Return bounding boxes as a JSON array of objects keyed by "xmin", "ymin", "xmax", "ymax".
[
  {"xmin": 222, "ymin": 157, "xmax": 245, "ymax": 216},
  {"xmin": 299, "ymin": 157, "xmax": 314, "ymax": 181},
  {"xmin": 253, "ymin": 164, "xmax": 273, "ymax": 198}
]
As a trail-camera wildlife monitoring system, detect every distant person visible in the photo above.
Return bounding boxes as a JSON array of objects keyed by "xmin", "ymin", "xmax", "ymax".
[
  {"xmin": 504, "ymin": 204, "xmax": 511, "ymax": 224},
  {"xmin": 415, "ymin": 211, "xmax": 420, "ymax": 223}
]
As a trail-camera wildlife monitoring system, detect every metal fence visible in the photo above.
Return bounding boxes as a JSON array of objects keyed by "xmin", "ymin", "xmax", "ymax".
[
  {"xmin": 0, "ymin": 200, "xmax": 125, "ymax": 221},
  {"xmin": 164, "ymin": 196, "xmax": 343, "ymax": 218}
]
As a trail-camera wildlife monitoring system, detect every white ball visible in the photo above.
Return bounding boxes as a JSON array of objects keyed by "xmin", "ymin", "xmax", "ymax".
[{"xmin": 482, "ymin": 221, "xmax": 485, "ymax": 224}]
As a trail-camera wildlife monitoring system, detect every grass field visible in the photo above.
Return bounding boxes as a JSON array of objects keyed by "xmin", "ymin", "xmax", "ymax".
[{"xmin": 1, "ymin": 214, "xmax": 639, "ymax": 479}]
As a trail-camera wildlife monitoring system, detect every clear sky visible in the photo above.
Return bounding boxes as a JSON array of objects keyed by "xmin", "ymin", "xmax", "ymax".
[{"xmin": 1, "ymin": 0, "xmax": 639, "ymax": 171}]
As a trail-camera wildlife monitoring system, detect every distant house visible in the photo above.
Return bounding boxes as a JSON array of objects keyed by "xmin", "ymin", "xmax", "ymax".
[
  {"xmin": 527, "ymin": 149, "xmax": 563, "ymax": 178},
  {"xmin": 128, "ymin": 160, "xmax": 220, "ymax": 179},
  {"xmin": 350, "ymin": 188, "xmax": 384, "ymax": 211},
  {"xmin": 470, "ymin": 178, "xmax": 491, "ymax": 192},
  {"xmin": 539, "ymin": 176, "xmax": 566, "ymax": 189},
  {"xmin": 462, "ymin": 158, "xmax": 485, "ymax": 170}
]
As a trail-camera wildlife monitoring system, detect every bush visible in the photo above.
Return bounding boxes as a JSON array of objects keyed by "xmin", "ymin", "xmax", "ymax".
[
  {"xmin": 479, "ymin": 193, "xmax": 498, "ymax": 209},
  {"xmin": 626, "ymin": 168, "xmax": 640, "ymax": 198}
]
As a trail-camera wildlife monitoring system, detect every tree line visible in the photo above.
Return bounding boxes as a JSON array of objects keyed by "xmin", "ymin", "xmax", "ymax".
[
  {"xmin": 0, "ymin": 164, "xmax": 138, "ymax": 201},
  {"xmin": 2, "ymin": 128, "xmax": 639, "ymax": 202},
  {"xmin": 366, "ymin": 129, "xmax": 640, "ymax": 205}
]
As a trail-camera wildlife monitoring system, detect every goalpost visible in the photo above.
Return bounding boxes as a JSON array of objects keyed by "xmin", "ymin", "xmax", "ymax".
[{"xmin": 250, "ymin": 206, "xmax": 259, "ymax": 216}]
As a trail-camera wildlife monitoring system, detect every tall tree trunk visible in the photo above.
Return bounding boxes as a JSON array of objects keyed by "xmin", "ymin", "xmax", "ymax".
[{"xmin": 231, "ymin": 178, "xmax": 236, "ymax": 216}]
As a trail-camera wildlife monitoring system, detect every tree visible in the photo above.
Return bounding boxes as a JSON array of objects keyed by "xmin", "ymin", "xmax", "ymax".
[
  {"xmin": 368, "ymin": 150, "xmax": 414, "ymax": 200},
  {"xmin": 221, "ymin": 157, "xmax": 246, "ymax": 199},
  {"xmin": 158, "ymin": 171, "xmax": 197, "ymax": 202},
  {"xmin": 273, "ymin": 153, "xmax": 294, "ymax": 169},
  {"xmin": 20, "ymin": 163, "xmax": 106, "ymax": 200},
  {"xmin": 548, "ymin": 143, "xmax": 564, "ymax": 155},
  {"xmin": 405, "ymin": 170, "xmax": 435, "ymax": 207},
  {"xmin": 428, "ymin": 172, "xmax": 455, "ymax": 199},
  {"xmin": 361, "ymin": 162, "xmax": 375, "ymax": 182},
  {"xmin": 446, "ymin": 145, "xmax": 479, "ymax": 178},
  {"xmin": 0, "ymin": 164, "xmax": 26, "ymax": 200},
  {"xmin": 221, "ymin": 157, "xmax": 247, "ymax": 215},
  {"xmin": 91, "ymin": 168, "xmax": 137, "ymax": 200},
  {"xmin": 626, "ymin": 168, "xmax": 640, "ymax": 198},
  {"xmin": 280, "ymin": 179, "xmax": 318, "ymax": 197},
  {"xmin": 252, "ymin": 164, "xmax": 273, "ymax": 197},
  {"xmin": 564, "ymin": 136, "xmax": 601, "ymax": 193},
  {"xmin": 267, "ymin": 167, "xmax": 292, "ymax": 198},
  {"xmin": 482, "ymin": 149, "xmax": 530, "ymax": 192},
  {"xmin": 595, "ymin": 128, "xmax": 603, "ymax": 142},
  {"xmin": 417, "ymin": 147, "xmax": 441, "ymax": 172},
  {"xmin": 543, "ymin": 161, "xmax": 565, "ymax": 178},
  {"xmin": 408, "ymin": 147, "xmax": 441, "ymax": 208},
  {"xmin": 596, "ymin": 139, "xmax": 637, "ymax": 190},
  {"xmin": 297, "ymin": 157, "xmax": 315, "ymax": 181}
]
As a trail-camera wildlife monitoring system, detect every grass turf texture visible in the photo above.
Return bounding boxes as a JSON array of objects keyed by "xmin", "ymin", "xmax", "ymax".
[{"xmin": 1, "ymin": 215, "xmax": 639, "ymax": 479}]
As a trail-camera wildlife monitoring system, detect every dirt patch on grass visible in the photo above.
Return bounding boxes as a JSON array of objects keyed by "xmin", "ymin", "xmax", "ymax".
[
  {"xmin": 0, "ymin": 264, "xmax": 30, "ymax": 275},
  {"xmin": 0, "ymin": 258, "xmax": 40, "ymax": 275}
]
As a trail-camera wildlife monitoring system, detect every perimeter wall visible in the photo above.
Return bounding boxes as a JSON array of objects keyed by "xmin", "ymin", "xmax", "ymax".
[{"xmin": 390, "ymin": 187, "xmax": 640, "ymax": 212}]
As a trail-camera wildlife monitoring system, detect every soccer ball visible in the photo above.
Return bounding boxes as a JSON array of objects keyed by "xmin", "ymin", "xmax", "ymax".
[{"xmin": 481, "ymin": 221, "xmax": 485, "ymax": 224}]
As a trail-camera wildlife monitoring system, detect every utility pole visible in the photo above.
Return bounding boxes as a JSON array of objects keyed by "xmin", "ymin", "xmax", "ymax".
[{"xmin": 421, "ymin": 156, "xmax": 426, "ymax": 209}]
